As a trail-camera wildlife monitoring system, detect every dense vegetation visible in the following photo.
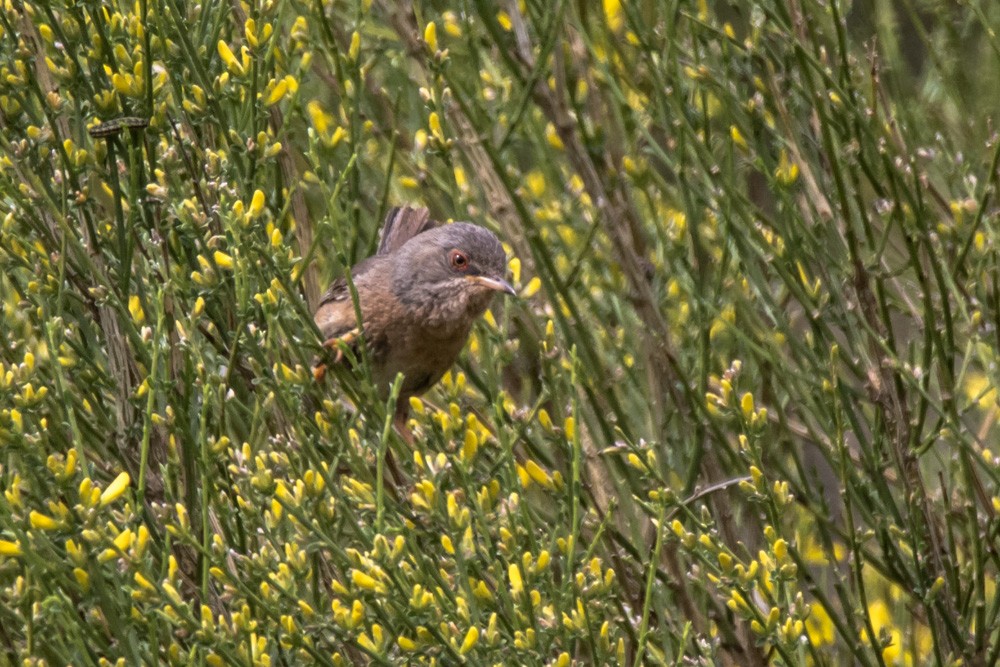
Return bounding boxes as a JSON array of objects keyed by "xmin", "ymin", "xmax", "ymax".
[{"xmin": 2, "ymin": 0, "xmax": 1000, "ymax": 664}]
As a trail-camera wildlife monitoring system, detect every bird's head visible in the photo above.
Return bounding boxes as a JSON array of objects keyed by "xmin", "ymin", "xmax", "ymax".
[{"xmin": 392, "ymin": 222, "xmax": 515, "ymax": 325}]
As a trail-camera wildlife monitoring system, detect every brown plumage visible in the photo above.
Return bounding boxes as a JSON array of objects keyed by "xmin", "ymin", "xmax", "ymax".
[{"xmin": 313, "ymin": 207, "xmax": 515, "ymax": 404}]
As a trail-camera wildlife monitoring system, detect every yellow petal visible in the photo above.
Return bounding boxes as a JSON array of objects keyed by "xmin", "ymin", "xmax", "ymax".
[
  {"xmin": 213, "ymin": 251, "xmax": 234, "ymax": 270},
  {"xmin": 100, "ymin": 472, "xmax": 131, "ymax": 506},
  {"xmin": 423, "ymin": 21, "xmax": 438, "ymax": 53},
  {"xmin": 248, "ymin": 189, "xmax": 266, "ymax": 218}
]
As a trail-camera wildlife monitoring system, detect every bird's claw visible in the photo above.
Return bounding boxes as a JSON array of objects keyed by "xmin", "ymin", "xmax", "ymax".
[{"xmin": 312, "ymin": 330, "xmax": 360, "ymax": 381}]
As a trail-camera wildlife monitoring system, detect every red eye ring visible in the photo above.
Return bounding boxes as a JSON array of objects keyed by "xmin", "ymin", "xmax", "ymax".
[{"xmin": 449, "ymin": 249, "xmax": 470, "ymax": 271}]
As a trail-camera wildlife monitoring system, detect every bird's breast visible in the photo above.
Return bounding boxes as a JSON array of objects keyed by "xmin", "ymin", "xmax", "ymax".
[{"xmin": 369, "ymin": 316, "xmax": 473, "ymax": 399}]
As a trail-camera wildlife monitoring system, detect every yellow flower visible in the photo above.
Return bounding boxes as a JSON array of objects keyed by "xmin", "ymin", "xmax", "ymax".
[
  {"xmin": 128, "ymin": 295, "xmax": 145, "ymax": 324},
  {"xmin": 525, "ymin": 170, "xmax": 546, "ymax": 198},
  {"xmin": 774, "ymin": 149, "xmax": 799, "ymax": 186},
  {"xmin": 217, "ymin": 40, "xmax": 244, "ymax": 75},
  {"xmin": 100, "ymin": 472, "xmax": 131, "ymax": 506},
  {"xmin": 264, "ymin": 78, "xmax": 289, "ymax": 106},
  {"xmin": 248, "ymin": 189, "xmax": 266, "ymax": 219},
  {"xmin": 348, "ymin": 31, "xmax": 360, "ymax": 62},
  {"xmin": 213, "ymin": 251, "xmax": 234, "ymax": 270},
  {"xmin": 603, "ymin": 0, "xmax": 624, "ymax": 33},
  {"xmin": 423, "ymin": 21, "xmax": 438, "ymax": 53},
  {"xmin": 459, "ymin": 626, "xmax": 479, "ymax": 654},
  {"xmin": 9, "ymin": 408, "xmax": 23, "ymax": 433},
  {"xmin": 964, "ymin": 372, "xmax": 998, "ymax": 411},
  {"xmin": 30, "ymin": 510, "xmax": 60, "ymax": 531},
  {"xmin": 351, "ymin": 569, "xmax": 385, "ymax": 593},
  {"xmin": 730, "ymin": 125, "xmax": 748, "ymax": 151},
  {"xmin": 429, "ymin": 112, "xmax": 444, "ymax": 142},
  {"xmin": 461, "ymin": 429, "xmax": 478, "ymax": 462},
  {"xmin": 306, "ymin": 100, "xmax": 332, "ymax": 135},
  {"xmin": 443, "ymin": 12, "xmax": 462, "ymax": 37},
  {"xmin": 864, "ymin": 600, "xmax": 901, "ymax": 662},
  {"xmin": 508, "ymin": 257, "xmax": 521, "ymax": 284},
  {"xmin": 329, "ymin": 126, "xmax": 347, "ymax": 148},
  {"xmin": 535, "ymin": 551, "xmax": 551, "ymax": 572},
  {"xmin": 545, "ymin": 123, "xmax": 564, "ymax": 150},
  {"xmin": 508, "ymin": 563, "xmax": 524, "ymax": 595},
  {"xmin": 524, "ymin": 460, "xmax": 552, "ymax": 488}
]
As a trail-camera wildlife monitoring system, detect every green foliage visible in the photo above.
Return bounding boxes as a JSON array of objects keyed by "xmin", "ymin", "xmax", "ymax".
[{"xmin": 2, "ymin": 0, "xmax": 1000, "ymax": 664}]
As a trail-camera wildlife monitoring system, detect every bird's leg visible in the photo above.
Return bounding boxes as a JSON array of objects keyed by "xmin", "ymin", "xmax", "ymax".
[
  {"xmin": 311, "ymin": 330, "xmax": 360, "ymax": 381},
  {"xmin": 393, "ymin": 401, "xmax": 414, "ymax": 446},
  {"xmin": 384, "ymin": 402, "xmax": 410, "ymax": 488}
]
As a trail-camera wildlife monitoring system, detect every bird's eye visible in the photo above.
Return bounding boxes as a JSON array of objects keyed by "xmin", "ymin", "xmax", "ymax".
[{"xmin": 449, "ymin": 249, "xmax": 470, "ymax": 271}]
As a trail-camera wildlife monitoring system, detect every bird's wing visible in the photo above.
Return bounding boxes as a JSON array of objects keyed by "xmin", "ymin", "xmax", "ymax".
[
  {"xmin": 376, "ymin": 206, "xmax": 437, "ymax": 255},
  {"xmin": 312, "ymin": 259, "xmax": 376, "ymax": 380},
  {"xmin": 314, "ymin": 256, "xmax": 379, "ymax": 341},
  {"xmin": 313, "ymin": 207, "xmax": 433, "ymax": 377}
]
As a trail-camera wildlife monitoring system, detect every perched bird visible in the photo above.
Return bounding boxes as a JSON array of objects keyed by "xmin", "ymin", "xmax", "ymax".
[{"xmin": 313, "ymin": 207, "xmax": 515, "ymax": 423}]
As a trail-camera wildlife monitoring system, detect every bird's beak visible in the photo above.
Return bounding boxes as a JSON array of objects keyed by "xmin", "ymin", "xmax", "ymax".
[{"xmin": 470, "ymin": 275, "xmax": 517, "ymax": 296}]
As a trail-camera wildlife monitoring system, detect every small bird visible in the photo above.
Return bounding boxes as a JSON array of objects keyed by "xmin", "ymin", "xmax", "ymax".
[{"xmin": 313, "ymin": 207, "xmax": 515, "ymax": 421}]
